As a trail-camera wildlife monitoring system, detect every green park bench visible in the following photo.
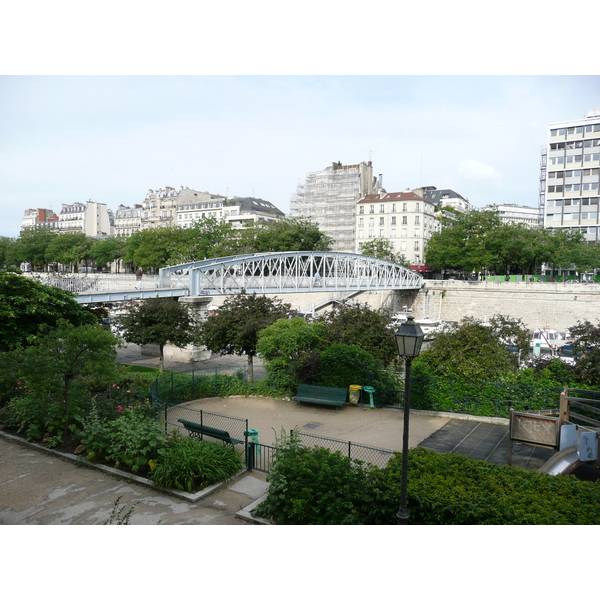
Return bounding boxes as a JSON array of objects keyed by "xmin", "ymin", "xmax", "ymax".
[
  {"xmin": 293, "ymin": 384, "xmax": 347, "ymax": 411},
  {"xmin": 177, "ymin": 419, "xmax": 242, "ymax": 445}
]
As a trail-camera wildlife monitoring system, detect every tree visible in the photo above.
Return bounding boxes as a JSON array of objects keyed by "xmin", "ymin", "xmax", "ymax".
[
  {"xmin": 124, "ymin": 226, "xmax": 185, "ymax": 271},
  {"xmin": 413, "ymin": 315, "xmax": 529, "ymax": 382},
  {"xmin": 12, "ymin": 228, "xmax": 59, "ymax": 271},
  {"xmin": 0, "ymin": 272, "xmax": 96, "ymax": 351},
  {"xmin": 115, "ymin": 298, "xmax": 196, "ymax": 373},
  {"xmin": 237, "ymin": 218, "xmax": 333, "ymax": 253},
  {"xmin": 170, "ymin": 217, "xmax": 237, "ymax": 263},
  {"xmin": 45, "ymin": 232, "xmax": 94, "ymax": 272},
  {"xmin": 18, "ymin": 320, "xmax": 120, "ymax": 438},
  {"xmin": 360, "ymin": 238, "xmax": 409, "ymax": 266},
  {"xmin": 257, "ymin": 317, "xmax": 327, "ymax": 389},
  {"xmin": 198, "ymin": 292, "xmax": 290, "ymax": 382},
  {"xmin": 316, "ymin": 301, "xmax": 398, "ymax": 367},
  {"xmin": 90, "ymin": 237, "xmax": 127, "ymax": 270},
  {"xmin": 568, "ymin": 320, "xmax": 600, "ymax": 386}
]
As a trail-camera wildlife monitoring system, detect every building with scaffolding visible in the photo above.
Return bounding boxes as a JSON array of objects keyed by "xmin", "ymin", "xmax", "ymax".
[
  {"xmin": 290, "ymin": 161, "xmax": 377, "ymax": 252},
  {"xmin": 542, "ymin": 108, "xmax": 600, "ymax": 242}
]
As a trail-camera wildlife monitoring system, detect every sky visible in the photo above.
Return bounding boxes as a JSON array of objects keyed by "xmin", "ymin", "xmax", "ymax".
[{"xmin": 2, "ymin": 75, "xmax": 599, "ymax": 239}]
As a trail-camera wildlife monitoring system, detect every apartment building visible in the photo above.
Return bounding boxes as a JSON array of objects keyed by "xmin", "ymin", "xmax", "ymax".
[
  {"xmin": 414, "ymin": 186, "xmax": 473, "ymax": 213},
  {"xmin": 290, "ymin": 161, "xmax": 376, "ymax": 252},
  {"xmin": 482, "ymin": 203, "xmax": 541, "ymax": 227},
  {"xmin": 57, "ymin": 200, "xmax": 113, "ymax": 237},
  {"xmin": 20, "ymin": 208, "xmax": 59, "ymax": 232},
  {"xmin": 114, "ymin": 204, "xmax": 143, "ymax": 237},
  {"xmin": 543, "ymin": 108, "xmax": 600, "ymax": 242},
  {"xmin": 355, "ymin": 190, "xmax": 438, "ymax": 266}
]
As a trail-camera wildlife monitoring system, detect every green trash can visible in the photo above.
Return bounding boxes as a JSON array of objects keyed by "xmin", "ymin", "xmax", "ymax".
[{"xmin": 362, "ymin": 386, "xmax": 376, "ymax": 408}]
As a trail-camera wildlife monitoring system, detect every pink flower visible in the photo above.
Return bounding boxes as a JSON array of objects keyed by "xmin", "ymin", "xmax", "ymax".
[{"xmin": 117, "ymin": 405, "xmax": 123, "ymax": 413}]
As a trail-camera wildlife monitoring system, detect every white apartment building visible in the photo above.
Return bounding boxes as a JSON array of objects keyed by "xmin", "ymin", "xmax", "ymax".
[
  {"xmin": 57, "ymin": 200, "xmax": 114, "ymax": 237},
  {"xmin": 177, "ymin": 193, "xmax": 284, "ymax": 230},
  {"xmin": 415, "ymin": 186, "xmax": 473, "ymax": 213},
  {"xmin": 20, "ymin": 208, "xmax": 59, "ymax": 232},
  {"xmin": 114, "ymin": 204, "xmax": 143, "ymax": 237},
  {"xmin": 482, "ymin": 204, "xmax": 541, "ymax": 227},
  {"xmin": 290, "ymin": 161, "xmax": 376, "ymax": 252},
  {"xmin": 355, "ymin": 191, "xmax": 438, "ymax": 266},
  {"xmin": 543, "ymin": 108, "xmax": 600, "ymax": 242}
]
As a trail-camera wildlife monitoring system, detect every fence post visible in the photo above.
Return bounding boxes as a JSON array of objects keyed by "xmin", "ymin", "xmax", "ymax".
[
  {"xmin": 348, "ymin": 440, "xmax": 352, "ymax": 459},
  {"xmin": 246, "ymin": 442, "xmax": 255, "ymax": 471}
]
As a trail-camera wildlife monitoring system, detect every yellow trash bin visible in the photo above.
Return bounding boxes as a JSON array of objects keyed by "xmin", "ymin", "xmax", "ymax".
[{"xmin": 349, "ymin": 385, "xmax": 362, "ymax": 404}]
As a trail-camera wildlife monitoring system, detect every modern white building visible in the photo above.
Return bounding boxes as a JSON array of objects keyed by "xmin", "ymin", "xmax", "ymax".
[
  {"xmin": 542, "ymin": 108, "xmax": 600, "ymax": 242},
  {"xmin": 355, "ymin": 190, "xmax": 438, "ymax": 267},
  {"xmin": 481, "ymin": 204, "xmax": 541, "ymax": 227},
  {"xmin": 290, "ymin": 161, "xmax": 377, "ymax": 252}
]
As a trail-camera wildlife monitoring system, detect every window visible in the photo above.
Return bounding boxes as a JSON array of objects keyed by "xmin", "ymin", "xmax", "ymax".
[
  {"xmin": 380, "ymin": 204, "xmax": 385, "ymax": 213},
  {"xmin": 401, "ymin": 241, "xmax": 407, "ymax": 251},
  {"xmin": 415, "ymin": 228, "xmax": 420, "ymax": 237},
  {"xmin": 583, "ymin": 183, "xmax": 599, "ymax": 191},
  {"xmin": 402, "ymin": 216, "xmax": 408, "ymax": 225},
  {"xmin": 584, "ymin": 153, "xmax": 600, "ymax": 162},
  {"xmin": 391, "ymin": 229, "xmax": 396, "ymax": 237},
  {"xmin": 392, "ymin": 204, "xmax": 396, "ymax": 213},
  {"xmin": 359, "ymin": 218, "xmax": 364, "ymax": 228},
  {"xmin": 379, "ymin": 229, "xmax": 384, "ymax": 237},
  {"xmin": 369, "ymin": 205, "xmax": 375, "ymax": 214},
  {"xmin": 414, "ymin": 241, "xmax": 420, "ymax": 250},
  {"xmin": 379, "ymin": 217, "xmax": 385, "ymax": 226},
  {"xmin": 415, "ymin": 216, "xmax": 420, "ymax": 225},
  {"xmin": 415, "ymin": 203, "xmax": 420, "ymax": 212},
  {"xmin": 359, "ymin": 206, "xmax": 364, "ymax": 214},
  {"xmin": 391, "ymin": 216, "xmax": 397, "ymax": 225},
  {"xmin": 369, "ymin": 217, "xmax": 374, "ymax": 227},
  {"xmin": 403, "ymin": 203, "xmax": 408, "ymax": 212},
  {"xmin": 550, "ymin": 156, "xmax": 564, "ymax": 165},
  {"xmin": 401, "ymin": 228, "xmax": 407, "ymax": 237}
]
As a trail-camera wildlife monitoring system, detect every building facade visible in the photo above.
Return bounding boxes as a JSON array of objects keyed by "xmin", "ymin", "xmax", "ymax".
[
  {"xmin": 482, "ymin": 204, "xmax": 541, "ymax": 227},
  {"xmin": 355, "ymin": 190, "xmax": 438, "ymax": 266},
  {"xmin": 543, "ymin": 108, "xmax": 600, "ymax": 242},
  {"xmin": 290, "ymin": 161, "xmax": 376, "ymax": 252},
  {"xmin": 114, "ymin": 204, "xmax": 143, "ymax": 237},
  {"xmin": 20, "ymin": 208, "xmax": 59, "ymax": 232},
  {"xmin": 414, "ymin": 186, "xmax": 473, "ymax": 213},
  {"xmin": 57, "ymin": 200, "xmax": 113, "ymax": 237}
]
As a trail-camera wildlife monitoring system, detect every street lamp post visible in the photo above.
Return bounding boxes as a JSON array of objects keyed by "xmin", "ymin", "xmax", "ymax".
[{"xmin": 394, "ymin": 314, "xmax": 425, "ymax": 525}]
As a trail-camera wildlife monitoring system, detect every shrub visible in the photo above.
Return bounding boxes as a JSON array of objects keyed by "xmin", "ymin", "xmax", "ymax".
[
  {"xmin": 150, "ymin": 436, "xmax": 243, "ymax": 492},
  {"xmin": 367, "ymin": 449, "xmax": 600, "ymax": 525},
  {"xmin": 255, "ymin": 444, "xmax": 600, "ymax": 525},
  {"xmin": 79, "ymin": 405, "xmax": 167, "ymax": 472},
  {"xmin": 254, "ymin": 430, "xmax": 373, "ymax": 524}
]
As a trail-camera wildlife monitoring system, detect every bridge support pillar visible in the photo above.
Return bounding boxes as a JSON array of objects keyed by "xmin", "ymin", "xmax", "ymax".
[{"xmin": 175, "ymin": 295, "xmax": 216, "ymax": 362}]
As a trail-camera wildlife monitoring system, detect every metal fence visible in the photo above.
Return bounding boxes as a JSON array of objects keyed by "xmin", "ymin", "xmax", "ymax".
[
  {"xmin": 149, "ymin": 366, "xmax": 249, "ymax": 405},
  {"xmin": 154, "ymin": 400, "xmax": 248, "ymax": 451},
  {"xmin": 296, "ymin": 431, "xmax": 395, "ymax": 468}
]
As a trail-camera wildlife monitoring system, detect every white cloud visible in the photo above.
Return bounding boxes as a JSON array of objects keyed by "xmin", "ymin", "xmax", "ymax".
[{"xmin": 457, "ymin": 159, "xmax": 502, "ymax": 188}]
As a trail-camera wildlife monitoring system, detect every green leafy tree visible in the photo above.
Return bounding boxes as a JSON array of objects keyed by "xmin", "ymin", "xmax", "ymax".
[
  {"xmin": 360, "ymin": 238, "xmax": 409, "ymax": 266},
  {"xmin": 16, "ymin": 320, "xmax": 120, "ymax": 439},
  {"xmin": 115, "ymin": 298, "xmax": 196, "ymax": 373},
  {"xmin": 90, "ymin": 236, "xmax": 127, "ymax": 270},
  {"xmin": 45, "ymin": 232, "xmax": 94, "ymax": 272},
  {"xmin": 237, "ymin": 218, "xmax": 333, "ymax": 253},
  {"xmin": 170, "ymin": 217, "xmax": 237, "ymax": 263},
  {"xmin": 568, "ymin": 320, "xmax": 600, "ymax": 386},
  {"xmin": 0, "ymin": 236, "xmax": 18, "ymax": 270},
  {"xmin": 12, "ymin": 228, "xmax": 59, "ymax": 271},
  {"xmin": 316, "ymin": 301, "xmax": 398, "ymax": 367},
  {"xmin": 124, "ymin": 226, "xmax": 185, "ymax": 271},
  {"xmin": 198, "ymin": 292, "xmax": 290, "ymax": 382},
  {"xmin": 413, "ymin": 315, "xmax": 529, "ymax": 382},
  {"xmin": 0, "ymin": 272, "xmax": 96, "ymax": 351},
  {"xmin": 257, "ymin": 317, "xmax": 327, "ymax": 389}
]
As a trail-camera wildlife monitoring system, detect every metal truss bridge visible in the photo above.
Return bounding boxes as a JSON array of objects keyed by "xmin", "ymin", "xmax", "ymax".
[{"xmin": 68, "ymin": 252, "xmax": 422, "ymax": 303}]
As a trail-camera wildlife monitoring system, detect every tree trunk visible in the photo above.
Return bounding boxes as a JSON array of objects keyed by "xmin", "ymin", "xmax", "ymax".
[
  {"xmin": 247, "ymin": 353, "xmax": 254, "ymax": 383},
  {"xmin": 159, "ymin": 343, "xmax": 165, "ymax": 374}
]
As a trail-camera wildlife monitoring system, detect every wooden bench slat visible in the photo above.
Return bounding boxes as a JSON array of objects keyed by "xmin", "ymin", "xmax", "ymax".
[{"xmin": 177, "ymin": 419, "xmax": 242, "ymax": 445}]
